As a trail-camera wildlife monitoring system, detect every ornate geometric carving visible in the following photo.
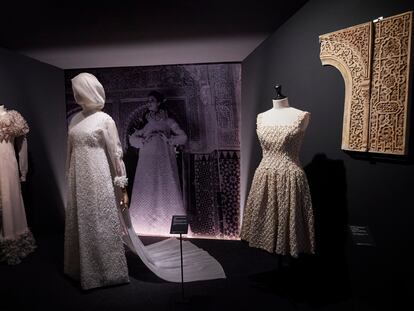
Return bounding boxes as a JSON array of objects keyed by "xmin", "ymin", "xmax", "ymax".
[
  {"xmin": 65, "ymin": 63, "xmax": 241, "ymax": 240},
  {"xmin": 369, "ymin": 12, "xmax": 412, "ymax": 154},
  {"xmin": 319, "ymin": 11, "xmax": 412, "ymax": 155},
  {"xmin": 320, "ymin": 22, "xmax": 373, "ymax": 152}
]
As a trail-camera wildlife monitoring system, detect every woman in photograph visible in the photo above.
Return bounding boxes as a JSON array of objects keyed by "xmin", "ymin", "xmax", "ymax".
[{"xmin": 129, "ymin": 91, "xmax": 187, "ymax": 236}]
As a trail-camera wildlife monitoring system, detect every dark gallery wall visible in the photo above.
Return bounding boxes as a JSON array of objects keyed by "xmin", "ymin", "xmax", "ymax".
[
  {"xmin": 0, "ymin": 48, "xmax": 66, "ymax": 234},
  {"xmin": 241, "ymin": 0, "xmax": 414, "ymax": 305}
]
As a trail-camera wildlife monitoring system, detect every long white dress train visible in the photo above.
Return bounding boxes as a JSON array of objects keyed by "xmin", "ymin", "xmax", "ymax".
[{"xmin": 119, "ymin": 208, "xmax": 226, "ymax": 282}]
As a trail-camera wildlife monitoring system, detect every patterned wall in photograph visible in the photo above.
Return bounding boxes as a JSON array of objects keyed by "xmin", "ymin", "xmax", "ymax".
[{"xmin": 65, "ymin": 63, "xmax": 241, "ymax": 239}]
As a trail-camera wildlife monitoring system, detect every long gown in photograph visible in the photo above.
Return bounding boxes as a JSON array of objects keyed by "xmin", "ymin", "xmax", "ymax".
[
  {"xmin": 124, "ymin": 112, "xmax": 225, "ymax": 282},
  {"xmin": 0, "ymin": 109, "xmax": 36, "ymax": 265},
  {"xmin": 129, "ymin": 111, "xmax": 187, "ymax": 236},
  {"xmin": 241, "ymin": 111, "xmax": 315, "ymax": 257}
]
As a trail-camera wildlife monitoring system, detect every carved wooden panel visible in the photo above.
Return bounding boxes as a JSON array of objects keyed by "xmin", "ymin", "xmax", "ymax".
[
  {"xmin": 320, "ymin": 22, "xmax": 373, "ymax": 152},
  {"xmin": 319, "ymin": 11, "xmax": 412, "ymax": 155},
  {"xmin": 369, "ymin": 12, "xmax": 412, "ymax": 154}
]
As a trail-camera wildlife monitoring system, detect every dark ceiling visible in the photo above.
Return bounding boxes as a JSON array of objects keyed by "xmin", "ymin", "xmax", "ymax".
[{"xmin": 0, "ymin": 0, "xmax": 308, "ymax": 50}]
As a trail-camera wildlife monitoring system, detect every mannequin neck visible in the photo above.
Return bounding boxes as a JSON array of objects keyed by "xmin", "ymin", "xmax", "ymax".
[
  {"xmin": 272, "ymin": 98, "xmax": 289, "ymax": 109},
  {"xmin": 0, "ymin": 105, "xmax": 6, "ymax": 116},
  {"xmin": 78, "ymin": 100, "xmax": 101, "ymax": 116},
  {"xmin": 81, "ymin": 107, "xmax": 100, "ymax": 117}
]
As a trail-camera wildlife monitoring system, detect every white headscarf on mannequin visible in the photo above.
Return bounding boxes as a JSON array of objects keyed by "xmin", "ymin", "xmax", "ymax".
[{"xmin": 71, "ymin": 72, "xmax": 105, "ymax": 111}]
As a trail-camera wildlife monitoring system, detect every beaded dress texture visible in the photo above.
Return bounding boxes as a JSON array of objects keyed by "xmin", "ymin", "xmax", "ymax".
[
  {"xmin": 0, "ymin": 109, "xmax": 36, "ymax": 265},
  {"xmin": 241, "ymin": 111, "xmax": 315, "ymax": 257},
  {"xmin": 64, "ymin": 111, "xmax": 129, "ymax": 290}
]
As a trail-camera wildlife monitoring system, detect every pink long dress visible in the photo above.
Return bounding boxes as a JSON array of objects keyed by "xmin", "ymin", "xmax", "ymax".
[{"xmin": 0, "ymin": 109, "xmax": 36, "ymax": 265}]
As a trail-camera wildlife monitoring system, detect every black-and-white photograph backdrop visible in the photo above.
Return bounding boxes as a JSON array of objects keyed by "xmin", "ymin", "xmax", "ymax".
[{"xmin": 65, "ymin": 63, "xmax": 241, "ymax": 239}]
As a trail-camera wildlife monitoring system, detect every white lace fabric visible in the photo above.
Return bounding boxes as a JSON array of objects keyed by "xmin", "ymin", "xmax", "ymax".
[{"xmin": 64, "ymin": 111, "xmax": 129, "ymax": 290}]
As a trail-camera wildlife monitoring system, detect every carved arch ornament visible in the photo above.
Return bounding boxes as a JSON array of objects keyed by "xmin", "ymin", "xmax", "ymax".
[{"xmin": 319, "ymin": 11, "xmax": 412, "ymax": 155}]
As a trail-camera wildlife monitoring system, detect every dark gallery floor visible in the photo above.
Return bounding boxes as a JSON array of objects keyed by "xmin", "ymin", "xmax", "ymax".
[{"xmin": 1, "ymin": 230, "xmax": 407, "ymax": 311}]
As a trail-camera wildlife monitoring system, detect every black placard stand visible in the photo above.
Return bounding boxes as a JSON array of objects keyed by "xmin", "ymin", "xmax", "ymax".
[{"xmin": 170, "ymin": 215, "xmax": 188, "ymax": 303}]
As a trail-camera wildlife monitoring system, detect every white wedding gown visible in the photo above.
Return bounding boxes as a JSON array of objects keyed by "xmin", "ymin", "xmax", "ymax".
[{"xmin": 65, "ymin": 110, "xmax": 225, "ymax": 289}]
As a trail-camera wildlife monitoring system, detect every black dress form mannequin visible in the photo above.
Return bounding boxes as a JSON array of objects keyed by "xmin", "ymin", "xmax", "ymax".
[{"xmin": 273, "ymin": 84, "xmax": 287, "ymax": 100}]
